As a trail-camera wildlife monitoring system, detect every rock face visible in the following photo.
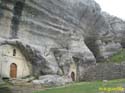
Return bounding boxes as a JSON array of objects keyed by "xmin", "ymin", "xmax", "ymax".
[
  {"xmin": 0, "ymin": 0, "xmax": 125, "ymax": 82},
  {"xmin": 102, "ymin": 12, "xmax": 125, "ymax": 48}
]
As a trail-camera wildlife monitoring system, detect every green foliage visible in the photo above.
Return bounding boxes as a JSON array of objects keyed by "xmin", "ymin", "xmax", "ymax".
[
  {"xmin": 108, "ymin": 49, "xmax": 125, "ymax": 63},
  {"xmin": 33, "ymin": 79, "xmax": 125, "ymax": 93}
]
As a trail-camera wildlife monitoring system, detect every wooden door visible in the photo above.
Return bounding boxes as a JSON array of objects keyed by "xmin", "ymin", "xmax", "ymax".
[{"xmin": 10, "ymin": 63, "xmax": 17, "ymax": 78}]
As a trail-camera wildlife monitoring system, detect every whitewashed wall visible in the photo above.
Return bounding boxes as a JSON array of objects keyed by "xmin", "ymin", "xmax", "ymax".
[{"xmin": 0, "ymin": 45, "xmax": 30, "ymax": 79}]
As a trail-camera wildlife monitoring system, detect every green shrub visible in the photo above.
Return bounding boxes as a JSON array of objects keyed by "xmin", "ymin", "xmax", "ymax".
[{"xmin": 108, "ymin": 49, "xmax": 125, "ymax": 63}]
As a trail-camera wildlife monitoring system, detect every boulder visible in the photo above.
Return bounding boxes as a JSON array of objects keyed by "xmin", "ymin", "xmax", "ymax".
[{"xmin": 32, "ymin": 75, "xmax": 72, "ymax": 86}]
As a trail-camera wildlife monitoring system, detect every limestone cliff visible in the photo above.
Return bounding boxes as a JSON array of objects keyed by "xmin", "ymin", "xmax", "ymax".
[
  {"xmin": 0, "ymin": 0, "xmax": 125, "ymax": 81},
  {"xmin": 102, "ymin": 12, "xmax": 125, "ymax": 48}
]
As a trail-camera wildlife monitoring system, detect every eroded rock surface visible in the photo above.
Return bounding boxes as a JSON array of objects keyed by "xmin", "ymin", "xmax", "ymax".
[
  {"xmin": 102, "ymin": 12, "xmax": 125, "ymax": 48},
  {"xmin": 0, "ymin": 0, "xmax": 125, "ymax": 82}
]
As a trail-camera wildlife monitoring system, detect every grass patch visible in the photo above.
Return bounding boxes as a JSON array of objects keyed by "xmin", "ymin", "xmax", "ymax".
[
  {"xmin": 108, "ymin": 49, "xmax": 125, "ymax": 63},
  {"xmin": 0, "ymin": 82, "xmax": 12, "ymax": 89},
  {"xmin": 0, "ymin": 84, "xmax": 12, "ymax": 93},
  {"xmin": 33, "ymin": 79, "xmax": 125, "ymax": 93}
]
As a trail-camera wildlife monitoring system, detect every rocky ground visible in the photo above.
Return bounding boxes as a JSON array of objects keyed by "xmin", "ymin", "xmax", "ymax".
[
  {"xmin": 0, "ymin": 82, "xmax": 44, "ymax": 93},
  {"xmin": 0, "ymin": 87, "xmax": 33, "ymax": 93}
]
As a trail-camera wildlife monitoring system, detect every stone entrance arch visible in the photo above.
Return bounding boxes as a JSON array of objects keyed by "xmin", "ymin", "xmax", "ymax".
[
  {"xmin": 71, "ymin": 72, "xmax": 75, "ymax": 81},
  {"xmin": 10, "ymin": 63, "xmax": 17, "ymax": 78}
]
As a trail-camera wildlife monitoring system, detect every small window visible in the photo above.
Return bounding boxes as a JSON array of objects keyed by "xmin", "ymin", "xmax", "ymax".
[{"xmin": 13, "ymin": 49, "xmax": 16, "ymax": 56}]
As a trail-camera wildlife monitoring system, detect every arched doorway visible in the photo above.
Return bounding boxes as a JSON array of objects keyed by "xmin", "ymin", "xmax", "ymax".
[
  {"xmin": 10, "ymin": 63, "xmax": 17, "ymax": 78},
  {"xmin": 71, "ymin": 72, "xmax": 75, "ymax": 81}
]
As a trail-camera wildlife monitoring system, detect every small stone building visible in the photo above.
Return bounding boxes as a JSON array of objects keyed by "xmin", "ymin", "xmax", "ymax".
[
  {"xmin": 0, "ymin": 45, "xmax": 30, "ymax": 79},
  {"xmin": 68, "ymin": 63, "xmax": 77, "ymax": 81}
]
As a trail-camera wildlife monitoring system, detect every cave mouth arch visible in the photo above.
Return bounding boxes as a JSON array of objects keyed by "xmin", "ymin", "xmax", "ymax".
[{"xmin": 71, "ymin": 72, "xmax": 75, "ymax": 81}]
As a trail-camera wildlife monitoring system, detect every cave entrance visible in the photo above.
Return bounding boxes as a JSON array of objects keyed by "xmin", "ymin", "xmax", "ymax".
[
  {"xmin": 84, "ymin": 36, "xmax": 99, "ymax": 61},
  {"xmin": 71, "ymin": 72, "xmax": 75, "ymax": 81}
]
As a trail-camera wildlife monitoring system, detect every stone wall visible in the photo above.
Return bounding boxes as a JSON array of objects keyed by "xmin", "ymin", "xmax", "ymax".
[{"xmin": 82, "ymin": 62, "xmax": 125, "ymax": 81}]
